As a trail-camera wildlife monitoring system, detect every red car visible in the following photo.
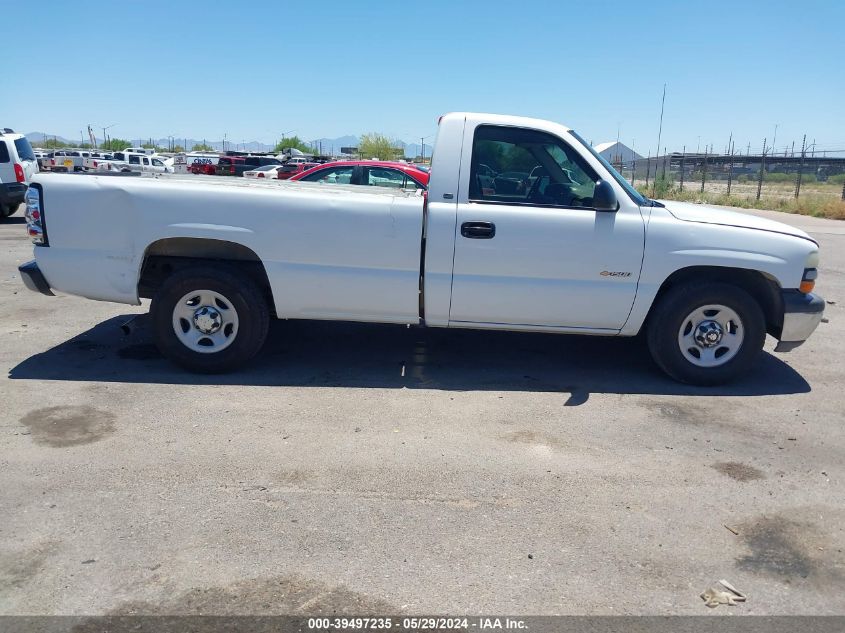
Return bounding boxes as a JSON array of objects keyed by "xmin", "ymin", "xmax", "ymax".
[
  {"xmin": 290, "ymin": 161, "xmax": 429, "ymax": 189},
  {"xmin": 189, "ymin": 162, "xmax": 216, "ymax": 175},
  {"xmin": 276, "ymin": 162, "xmax": 319, "ymax": 180}
]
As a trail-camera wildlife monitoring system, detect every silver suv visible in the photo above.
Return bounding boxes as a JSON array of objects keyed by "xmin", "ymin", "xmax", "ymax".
[{"xmin": 0, "ymin": 128, "xmax": 39, "ymax": 218}]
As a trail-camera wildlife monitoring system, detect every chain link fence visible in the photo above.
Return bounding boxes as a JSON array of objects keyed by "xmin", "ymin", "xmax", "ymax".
[{"xmin": 616, "ymin": 150, "xmax": 845, "ymax": 203}]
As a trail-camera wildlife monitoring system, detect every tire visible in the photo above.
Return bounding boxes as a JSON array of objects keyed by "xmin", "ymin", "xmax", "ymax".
[
  {"xmin": 150, "ymin": 265, "xmax": 270, "ymax": 373},
  {"xmin": 646, "ymin": 282, "xmax": 766, "ymax": 385},
  {"xmin": 0, "ymin": 205, "xmax": 11, "ymax": 218}
]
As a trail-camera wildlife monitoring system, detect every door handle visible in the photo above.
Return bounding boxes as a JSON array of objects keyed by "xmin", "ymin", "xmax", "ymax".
[{"xmin": 461, "ymin": 221, "xmax": 496, "ymax": 239}]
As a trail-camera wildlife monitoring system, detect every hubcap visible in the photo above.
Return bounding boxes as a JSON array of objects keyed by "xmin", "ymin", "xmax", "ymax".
[
  {"xmin": 694, "ymin": 320, "xmax": 723, "ymax": 347},
  {"xmin": 193, "ymin": 306, "xmax": 223, "ymax": 334},
  {"xmin": 677, "ymin": 304, "xmax": 744, "ymax": 368},
  {"xmin": 172, "ymin": 290, "xmax": 239, "ymax": 354}
]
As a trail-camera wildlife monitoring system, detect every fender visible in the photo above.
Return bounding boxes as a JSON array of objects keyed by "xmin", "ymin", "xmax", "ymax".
[{"xmin": 620, "ymin": 209, "xmax": 818, "ymax": 335}]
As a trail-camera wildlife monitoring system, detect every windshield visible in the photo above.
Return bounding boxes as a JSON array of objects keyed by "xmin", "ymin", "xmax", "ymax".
[{"xmin": 568, "ymin": 131, "xmax": 648, "ymax": 206}]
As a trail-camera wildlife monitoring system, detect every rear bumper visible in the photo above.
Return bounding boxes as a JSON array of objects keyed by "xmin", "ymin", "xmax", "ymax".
[
  {"xmin": 774, "ymin": 290, "xmax": 824, "ymax": 352},
  {"xmin": 18, "ymin": 260, "xmax": 54, "ymax": 296},
  {"xmin": 0, "ymin": 182, "xmax": 27, "ymax": 206}
]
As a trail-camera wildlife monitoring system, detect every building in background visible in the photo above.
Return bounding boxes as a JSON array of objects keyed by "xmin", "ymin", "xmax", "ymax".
[{"xmin": 593, "ymin": 141, "xmax": 642, "ymax": 167}]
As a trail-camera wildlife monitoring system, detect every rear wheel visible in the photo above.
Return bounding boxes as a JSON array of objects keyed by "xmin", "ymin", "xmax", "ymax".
[
  {"xmin": 151, "ymin": 265, "xmax": 270, "ymax": 373},
  {"xmin": 646, "ymin": 282, "xmax": 766, "ymax": 385}
]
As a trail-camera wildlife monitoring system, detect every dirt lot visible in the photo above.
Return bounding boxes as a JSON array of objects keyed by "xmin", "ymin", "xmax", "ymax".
[
  {"xmin": 1, "ymin": 206, "xmax": 844, "ymax": 616},
  {"xmin": 681, "ymin": 180, "xmax": 841, "ymax": 202}
]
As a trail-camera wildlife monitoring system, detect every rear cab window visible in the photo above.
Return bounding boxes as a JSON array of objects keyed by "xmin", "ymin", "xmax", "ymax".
[{"xmin": 14, "ymin": 137, "xmax": 35, "ymax": 161}]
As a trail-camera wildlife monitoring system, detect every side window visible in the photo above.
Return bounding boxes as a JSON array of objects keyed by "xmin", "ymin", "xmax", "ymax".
[
  {"xmin": 405, "ymin": 175, "xmax": 425, "ymax": 190},
  {"xmin": 366, "ymin": 167, "xmax": 405, "ymax": 188},
  {"xmin": 152, "ymin": 158, "xmax": 163, "ymax": 166},
  {"xmin": 0, "ymin": 142, "xmax": 9, "ymax": 163},
  {"xmin": 469, "ymin": 125, "xmax": 598, "ymax": 208},
  {"xmin": 301, "ymin": 166, "xmax": 354, "ymax": 184},
  {"xmin": 129, "ymin": 155, "xmax": 141, "ymax": 165}
]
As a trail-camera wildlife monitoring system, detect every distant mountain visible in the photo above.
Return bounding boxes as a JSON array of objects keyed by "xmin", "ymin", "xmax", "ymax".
[{"xmin": 27, "ymin": 132, "xmax": 74, "ymax": 145}]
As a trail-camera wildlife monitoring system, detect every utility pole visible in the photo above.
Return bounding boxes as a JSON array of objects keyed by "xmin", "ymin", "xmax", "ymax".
[
  {"xmin": 757, "ymin": 137, "xmax": 767, "ymax": 201},
  {"xmin": 701, "ymin": 147, "xmax": 708, "ymax": 194},
  {"xmin": 630, "ymin": 138, "xmax": 635, "ymax": 185},
  {"xmin": 727, "ymin": 140, "xmax": 735, "ymax": 196},
  {"xmin": 725, "ymin": 133, "xmax": 733, "ymax": 195},
  {"xmin": 772, "ymin": 124, "xmax": 778, "ymax": 160},
  {"xmin": 421, "ymin": 136, "xmax": 425, "ymax": 161},
  {"xmin": 652, "ymin": 83, "xmax": 666, "ymax": 197},
  {"xmin": 615, "ymin": 122, "xmax": 621, "ymax": 171},
  {"xmin": 679, "ymin": 145, "xmax": 685, "ymax": 191},
  {"xmin": 795, "ymin": 135, "xmax": 807, "ymax": 199}
]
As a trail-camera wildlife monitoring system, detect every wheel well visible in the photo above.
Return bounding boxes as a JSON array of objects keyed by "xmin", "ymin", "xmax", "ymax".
[
  {"xmin": 138, "ymin": 238, "xmax": 275, "ymax": 313},
  {"xmin": 647, "ymin": 266, "xmax": 784, "ymax": 337}
]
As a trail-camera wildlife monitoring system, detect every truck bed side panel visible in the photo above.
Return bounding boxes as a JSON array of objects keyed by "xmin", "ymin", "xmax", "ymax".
[{"xmin": 34, "ymin": 176, "xmax": 424, "ymax": 323}]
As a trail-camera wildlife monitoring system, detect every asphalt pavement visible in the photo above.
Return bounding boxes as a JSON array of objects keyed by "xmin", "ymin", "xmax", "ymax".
[{"xmin": 1, "ymin": 205, "xmax": 843, "ymax": 617}]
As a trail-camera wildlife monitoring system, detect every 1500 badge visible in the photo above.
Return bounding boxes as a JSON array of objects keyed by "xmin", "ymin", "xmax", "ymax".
[{"xmin": 600, "ymin": 271, "xmax": 632, "ymax": 277}]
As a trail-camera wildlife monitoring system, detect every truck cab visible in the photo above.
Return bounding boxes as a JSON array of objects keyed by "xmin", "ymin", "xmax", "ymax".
[{"xmin": 126, "ymin": 154, "xmax": 171, "ymax": 173}]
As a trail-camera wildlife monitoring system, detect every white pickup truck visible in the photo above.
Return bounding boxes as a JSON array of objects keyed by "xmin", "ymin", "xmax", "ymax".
[
  {"xmin": 91, "ymin": 152, "xmax": 172, "ymax": 174},
  {"xmin": 18, "ymin": 112, "xmax": 824, "ymax": 384}
]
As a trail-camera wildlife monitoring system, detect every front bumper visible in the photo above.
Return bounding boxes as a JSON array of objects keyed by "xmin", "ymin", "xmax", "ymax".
[
  {"xmin": 774, "ymin": 290, "xmax": 825, "ymax": 352},
  {"xmin": 18, "ymin": 260, "xmax": 53, "ymax": 296}
]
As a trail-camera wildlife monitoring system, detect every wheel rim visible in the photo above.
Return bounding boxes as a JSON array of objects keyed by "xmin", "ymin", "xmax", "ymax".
[
  {"xmin": 677, "ymin": 303, "xmax": 744, "ymax": 368},
  {"xmin": 171, "ymin": 289, "xmax": 239, "ymax": 354}
]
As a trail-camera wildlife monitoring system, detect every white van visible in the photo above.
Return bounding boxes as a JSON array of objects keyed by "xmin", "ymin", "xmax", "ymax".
[{"xmin": 0, "ymin": 128, "xmax": 39, "ymax": 217}]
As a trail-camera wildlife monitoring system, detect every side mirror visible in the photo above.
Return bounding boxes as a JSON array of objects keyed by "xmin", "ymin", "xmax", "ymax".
[{"xmin": 593, "ymin": 180, "xmax": 619, "ymax": 212}]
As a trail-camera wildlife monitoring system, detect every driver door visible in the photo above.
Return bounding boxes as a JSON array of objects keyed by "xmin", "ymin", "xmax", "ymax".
[{"xmin": 449, "ymin": 124, "xmax": 645, "ymax": 331}]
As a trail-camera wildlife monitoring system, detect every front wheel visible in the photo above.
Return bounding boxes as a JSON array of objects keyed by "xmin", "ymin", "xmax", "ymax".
[
  {"xmin": 646, "ymin": 282, "xmax": 766, "ymax": 385},
  {"xmin": 151, "ymin": 265, "xmax": 270, "ymax": 373}
]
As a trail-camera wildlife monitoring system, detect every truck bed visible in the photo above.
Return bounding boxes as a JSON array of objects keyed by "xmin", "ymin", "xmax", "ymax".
[{"xmin": 31, "ymin": 172, "xmax": 426, "ymax": 324}]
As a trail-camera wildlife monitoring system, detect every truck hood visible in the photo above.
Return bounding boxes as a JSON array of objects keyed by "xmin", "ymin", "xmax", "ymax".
[{"xmin": 659, "ymin": 200, "xmax": 817, "ymax": 244}]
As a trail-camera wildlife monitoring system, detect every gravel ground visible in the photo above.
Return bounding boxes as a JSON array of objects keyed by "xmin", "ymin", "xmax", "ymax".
[{"xmin": 0, "ymin": 205, "xmax": 843, "ymax": 617}]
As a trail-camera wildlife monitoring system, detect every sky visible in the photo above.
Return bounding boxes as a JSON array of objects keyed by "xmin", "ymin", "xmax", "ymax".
[{"xmin": 5, "ymin": 0, "xmax": 845, "ymax": 154}]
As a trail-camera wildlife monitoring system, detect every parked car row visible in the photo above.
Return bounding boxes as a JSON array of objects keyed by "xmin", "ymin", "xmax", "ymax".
[
  {"xmin": 188, "ymin": 152, "xmax": 430, "ymax": 190},
  {"xmin": 32, "ymin": 148, "xmax": 175, "ymax": 174}
]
